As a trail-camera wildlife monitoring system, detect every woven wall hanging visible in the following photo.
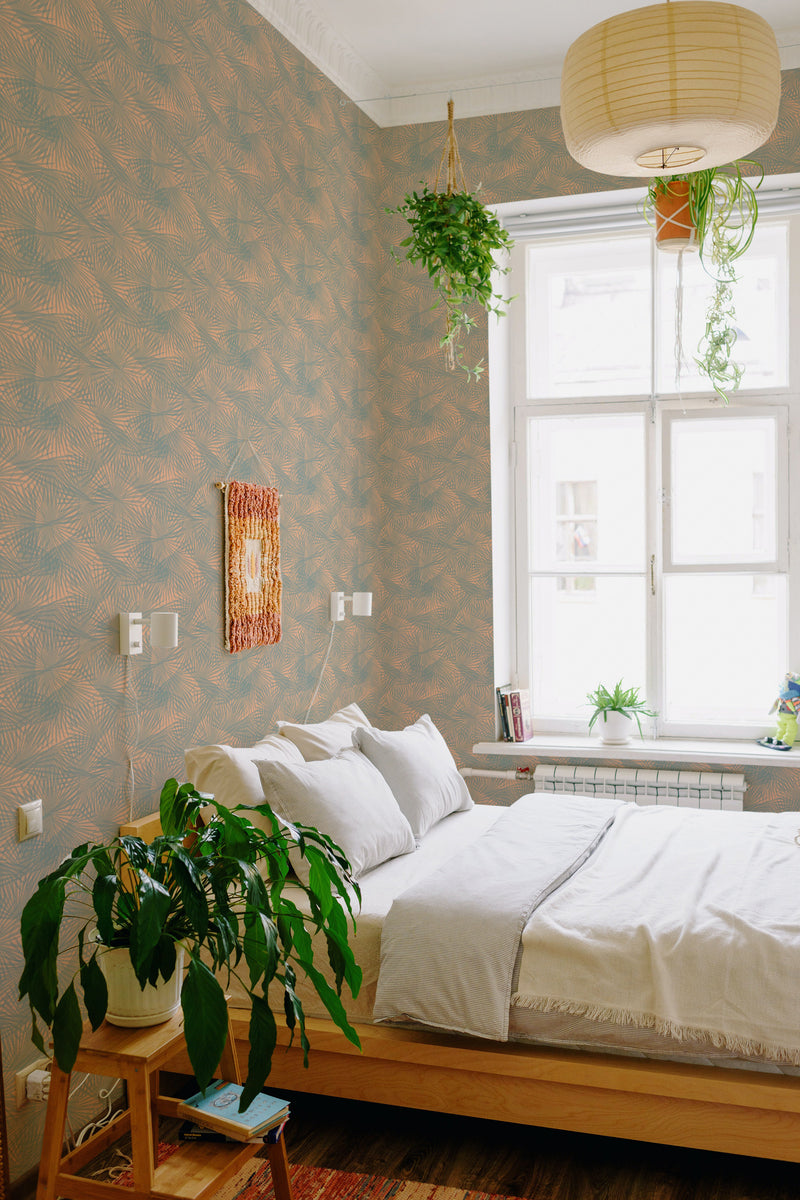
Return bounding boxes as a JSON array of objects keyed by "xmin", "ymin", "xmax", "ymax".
[{"xmin": 222, "ymin": 479, "xmax": 281, "ymax": 652}]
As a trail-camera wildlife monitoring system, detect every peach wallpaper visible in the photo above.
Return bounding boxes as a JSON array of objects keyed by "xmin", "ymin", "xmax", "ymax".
[{"xmin": 1, "ymin": 0, "xmax": 799, "ymax": 1183}]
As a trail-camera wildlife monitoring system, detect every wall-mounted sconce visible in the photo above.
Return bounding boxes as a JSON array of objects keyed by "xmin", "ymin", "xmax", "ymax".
[
  {"xmin": 329, "ymin": 591, "xmax": 373, "ymax": 623},
  {"xmin": 119, "ymin": 611, "xmax": 179, "ymax": 655}
]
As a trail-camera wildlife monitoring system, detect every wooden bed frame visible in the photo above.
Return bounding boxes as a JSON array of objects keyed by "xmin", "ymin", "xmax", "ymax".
[{"xmin": 122, "ymin": 813, "xmax": 800, "ymax": 1164}]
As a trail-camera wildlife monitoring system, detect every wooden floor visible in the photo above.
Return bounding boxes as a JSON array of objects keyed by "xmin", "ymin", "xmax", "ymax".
[{"xmin": 281, "ymin": 1091, "xmax": 800, "ymax": 1200}]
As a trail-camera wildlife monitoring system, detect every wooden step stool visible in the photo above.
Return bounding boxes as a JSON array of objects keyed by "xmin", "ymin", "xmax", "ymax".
[{"xmin": 36, "ymin": 1010, "xmax": 293, "ymax": 1200}]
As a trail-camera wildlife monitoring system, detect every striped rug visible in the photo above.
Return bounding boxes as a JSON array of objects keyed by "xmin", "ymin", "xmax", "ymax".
[{"xmin": 222, "ymin": 1163, "xmax": 524, "ymax": 1200}]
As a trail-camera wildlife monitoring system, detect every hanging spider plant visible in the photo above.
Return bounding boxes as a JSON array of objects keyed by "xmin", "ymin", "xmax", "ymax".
[
  {"xmin": 387, "ymin": 100, "xmax": 514, "ymax": 381},
  {"xmin": 644, "ymin": 160, "xmax": 763, "ymax": 402}
]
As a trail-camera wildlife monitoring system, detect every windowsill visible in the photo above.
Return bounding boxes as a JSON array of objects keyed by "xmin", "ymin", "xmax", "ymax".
[{"xmin": 472, "ymin": 735, "xmax": 800, "ymax": 769}]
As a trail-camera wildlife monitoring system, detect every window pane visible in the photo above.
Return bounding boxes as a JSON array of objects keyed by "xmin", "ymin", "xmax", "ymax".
[
  {"xmin": 527, "ymin": 235, "xmax": 652, "ymax": 397},
  {"xmin": 669, "ymin": 416, "xmax": 777, "ymax": 564},
  {"xmin": 529, "ymin": 413, "xmax": 646, "ymax": 571},
  {"xmin": 664, "ymin": 575, "xmax": 786, "ymax": 723},
  {"xmin": 655, "ymin": 221, "xmax": 788, "ymax": 395},
  {"xmin": 531, "ymin": 576, "xmax": 648, "ymax": 721}
]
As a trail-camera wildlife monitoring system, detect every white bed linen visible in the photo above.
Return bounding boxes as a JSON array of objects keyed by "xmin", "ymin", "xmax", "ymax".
[
  {"xmin": 374, "ymin": 793, "xmax": 623, "ymax": 1039},
  {"xmin": 227, "ymin": 804, "xmax": 503, "ymax": 1021},
  {"xmin": 224, "ymin": 798, "xmax": 800, "ymax": 1075}
]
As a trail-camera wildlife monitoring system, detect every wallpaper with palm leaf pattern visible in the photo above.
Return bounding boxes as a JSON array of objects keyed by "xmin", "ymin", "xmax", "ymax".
[{"xmin": 1, "ymin": 0, "xmax": 799, "ymax": 1181}]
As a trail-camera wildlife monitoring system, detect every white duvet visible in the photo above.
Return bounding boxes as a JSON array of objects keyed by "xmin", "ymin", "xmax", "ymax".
[{"xmin": 514, "ymin": 803, "xmax": 800, "ymax": 1064}]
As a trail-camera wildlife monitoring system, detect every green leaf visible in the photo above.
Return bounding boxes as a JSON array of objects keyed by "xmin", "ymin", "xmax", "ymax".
[
  {"xmin": 181, "ymin": 959, "xmax": 228, "ymax": 1093},
  {"xmin": 93, "ymin": 868, "xmax": 118, "ymax": 946},
  {"xmin": 129, "ymin": 875, "xmax": 172, "ymax": 974},
  {"xmin": 168, "ymin": 849, "xmax": 209, "ymax": 941},
  {"xmin": 52, "ymin": 983, "xmax": 83, "ymax": 1073},
  {"xmin": 79, "ymin": 953, "xmax": 108, "ymax": 1031},
  {"xmin": 241, "ymin": 993, "xmax": 277, "ymax": 1110},
  {"xmin": 242, "ymin": 911, "xmax": 279, "ymax": 989},
  {"xmin": 19, "ymin": 878, "xmax": 64, "ymax": 1024}
]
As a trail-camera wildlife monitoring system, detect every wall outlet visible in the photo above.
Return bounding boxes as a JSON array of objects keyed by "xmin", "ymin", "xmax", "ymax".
[{"xmin": 14, "ymin": 1058, "xmax": 50, "ymax": 1108}]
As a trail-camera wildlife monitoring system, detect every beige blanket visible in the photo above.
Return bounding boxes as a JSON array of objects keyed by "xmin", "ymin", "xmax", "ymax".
[{"xmin": 514, "ymin": 803, "xmax": 800, "ymax": 1064}]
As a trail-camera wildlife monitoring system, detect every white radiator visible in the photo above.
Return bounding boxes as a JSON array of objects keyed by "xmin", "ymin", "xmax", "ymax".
[{"xmin": 533, "ymin": 764, "xmax": 746, "ymax": 811}]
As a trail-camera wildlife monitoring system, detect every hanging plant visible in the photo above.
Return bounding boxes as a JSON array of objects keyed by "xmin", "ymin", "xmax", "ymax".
[
  {"xmin": 387, "ymin": 101, "xmax": 514, "ymax": 380},
  {"xmin": 644, "ymin": 160, "xmax": 763, "ymax": 402}
]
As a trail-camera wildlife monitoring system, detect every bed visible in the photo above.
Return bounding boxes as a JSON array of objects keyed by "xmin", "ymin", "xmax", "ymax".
[{"xmin": 121, "ymin": 707, "xmax": 800, "ymax": 1164}]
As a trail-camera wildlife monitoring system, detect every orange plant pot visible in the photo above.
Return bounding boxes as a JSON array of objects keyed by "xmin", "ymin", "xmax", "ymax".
[{"xmin": 654, "ymin": 180, "xmax": 698, "ymax": 252}]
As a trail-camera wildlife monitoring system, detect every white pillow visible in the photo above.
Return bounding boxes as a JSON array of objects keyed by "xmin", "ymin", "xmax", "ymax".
[
  {"xmin": 184, "ymin": 736, "xmax": 304, "ymax": 830},
  {"xmin": 353, "ymin": 715, "xmax": 473, "ymax": 840},
  {"xmin": 276, "ymin": 702, "xmax": 372, "ymax": 761},
  {"xmin": 256, "ymin": 747, "xmax": 415, "ymax": 881}
]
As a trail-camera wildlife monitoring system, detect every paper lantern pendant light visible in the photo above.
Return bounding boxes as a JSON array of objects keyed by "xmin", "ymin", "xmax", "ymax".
[{"xmin": 560, "ymin": 1, "xmax": 781, "ymax": 178}]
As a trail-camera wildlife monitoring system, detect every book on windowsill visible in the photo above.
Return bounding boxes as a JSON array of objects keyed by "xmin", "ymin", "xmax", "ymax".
[
  {"xmin": 178, "ymin": 1116, "xmax": 289, "ymax": 1145},
  {"xmin": 177, "ymin": 1080, "xmax": 289, "ymax": 1140},
  {"xmin": 496, "ymin": 684, "xmax": 512, "ymax": 741},
  {"xmin": 497, "ymin": 686, "xmax": 533, "ymax": 741}
]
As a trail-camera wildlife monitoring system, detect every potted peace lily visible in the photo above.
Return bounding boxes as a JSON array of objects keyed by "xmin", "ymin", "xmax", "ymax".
[
  {"xmin": 19, "ymin": 779, "xmax": 362, "ymax": 1110},
  {"xmin": 644, "ymin": 160, "xmax": 763, "ymax": 402},
  {"xmin": 388, "ymin": 101, "xmax": 513, "ymax": 380},
  {"xmin": 587, "ymin": 680, "xmax": 656, "ymax": 745}
]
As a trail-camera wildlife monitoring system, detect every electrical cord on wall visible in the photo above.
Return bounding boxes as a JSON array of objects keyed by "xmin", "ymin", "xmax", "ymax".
[
  {"xmin": 123, "ymin": 656, "xmax": 141, "ymax": 822},
  {"xmin": 303, "ymin": 621, "xmax": 337, "ymax": 724}
]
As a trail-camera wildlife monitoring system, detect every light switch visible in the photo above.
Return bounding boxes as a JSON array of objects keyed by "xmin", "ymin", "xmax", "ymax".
[{"xmin": 18, "ymin": 799, "xmax": 43, "ymax": 841}]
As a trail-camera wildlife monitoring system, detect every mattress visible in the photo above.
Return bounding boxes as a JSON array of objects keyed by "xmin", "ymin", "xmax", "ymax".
[{"xmin": 240, "ymin": 802, "xmax": 798, "ymax": 1075}]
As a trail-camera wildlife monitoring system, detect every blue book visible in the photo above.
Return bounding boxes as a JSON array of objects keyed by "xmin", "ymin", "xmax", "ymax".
[{"xmin": 177, "ymin": 1080, "xmax": 289, "ymax": 1139}]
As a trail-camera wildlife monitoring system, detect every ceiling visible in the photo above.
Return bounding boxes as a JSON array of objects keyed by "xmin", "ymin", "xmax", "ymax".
[{"xmin": 252, "ymin": 0, "xmax": 800, "ymax": 126}]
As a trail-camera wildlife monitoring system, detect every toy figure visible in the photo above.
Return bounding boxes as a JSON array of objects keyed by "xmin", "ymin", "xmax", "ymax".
[{"xmin": 758, "ymin": 672, "xmax": 800, "ymax": 750}]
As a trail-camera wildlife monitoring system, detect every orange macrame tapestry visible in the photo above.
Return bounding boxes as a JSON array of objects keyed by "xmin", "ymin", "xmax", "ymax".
[{"xmin": 223, "ymin": 480, "xmax": 281, "ymax": 652}]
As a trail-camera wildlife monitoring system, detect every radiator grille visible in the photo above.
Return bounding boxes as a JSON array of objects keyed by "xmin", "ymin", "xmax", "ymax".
[{"xmin": 533, "ymin": 764, "xmax": 746, "ymax": 811}]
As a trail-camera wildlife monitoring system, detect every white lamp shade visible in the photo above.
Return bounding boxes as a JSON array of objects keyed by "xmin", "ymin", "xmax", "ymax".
[
  {"xmin": 560, "ymin": 1, "xmax": 781, "ymax": 178},
  {"xmin": 352, "ymin": 592, "xmax": 373, "ymax": 617},
  {"xmin": 150, "ymin": 611, "xmax": 179, "ymax": 649}
]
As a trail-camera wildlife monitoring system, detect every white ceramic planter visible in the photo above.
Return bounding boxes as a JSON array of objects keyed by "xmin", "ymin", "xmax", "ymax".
[
  {"xmin": 98, "ymin": 945, "xmax": 184, "ymax": 1027},
  {"xmin": 596, "ymin": 709, "xmax": 633, "ymax": 745}
]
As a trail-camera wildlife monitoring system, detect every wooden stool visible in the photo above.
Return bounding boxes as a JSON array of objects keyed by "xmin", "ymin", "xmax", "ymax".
[{"xmin": 36, "ymin": 1011, "xmax": 293, "ymax": 1200}]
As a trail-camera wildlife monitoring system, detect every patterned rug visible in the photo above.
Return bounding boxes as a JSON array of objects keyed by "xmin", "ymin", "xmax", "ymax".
[
  {"xmin": 116, "ymin": 1154, "xmax": 524, "ymax": 1200},
  {"xmin": 219, "ymin": 1163, "xmax": 525, "ymax": 1200}
]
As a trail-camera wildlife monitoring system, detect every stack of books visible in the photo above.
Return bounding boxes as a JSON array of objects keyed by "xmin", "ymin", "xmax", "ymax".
[
  {"xmin": 177, "ymin": 1080, "xmax": 289, "ymax": 1144},
  {"xmin": 496, "ymin": 685, "xmax": 533, "ymax": 742}
]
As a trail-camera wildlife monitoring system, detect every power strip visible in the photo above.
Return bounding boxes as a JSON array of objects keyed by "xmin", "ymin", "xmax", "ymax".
[
  {"xmin": 26, "ymin": 1069, "xmax": 50, "ymax": 1102},
  {"xmin": 14, "ymin": 1057, "xmax": 51, "ymax": 1107}
]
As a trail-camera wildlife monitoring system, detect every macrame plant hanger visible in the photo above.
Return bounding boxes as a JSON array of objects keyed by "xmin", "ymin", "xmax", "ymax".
[
  {"xmin": 436, "ymin": 101, "xmax": 467, "ymax": 371},
  {"xmin": 436, "ymin": 99, "xmax": 467, "ymax": 196}
]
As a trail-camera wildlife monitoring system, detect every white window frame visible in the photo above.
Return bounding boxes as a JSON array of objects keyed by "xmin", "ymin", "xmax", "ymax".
[{"xmin": 490, "ymin": 176, "xmax": 800, "ymax": 744}]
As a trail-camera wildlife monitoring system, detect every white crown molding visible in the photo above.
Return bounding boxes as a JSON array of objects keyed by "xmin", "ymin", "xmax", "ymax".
[
  {"xmin": 246, "ymin": 0, "xmax": 385, "ymax": 116},
  {"xmin": 248, "ymin": 1, "xmax": 800, "ymax": 128}
]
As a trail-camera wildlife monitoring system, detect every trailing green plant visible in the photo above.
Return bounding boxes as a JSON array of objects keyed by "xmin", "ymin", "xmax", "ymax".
[
  {"xmin": 389, "ymin": 184, "xmax": 513, "ymax": 379},
  {"xmin": 19, "ymin": 779, "xmax": 362, "ymax": 1110},
  {"xmin": 644, "ymin": 160, "xmax": 763, "ymax": 402},
  {"xmin": 387, "ymin": 101, "xmax": 513, "ymax": 380},
  {"xmin": 586, "ymin": 679, "xmax": 656, "ymax": 739}
]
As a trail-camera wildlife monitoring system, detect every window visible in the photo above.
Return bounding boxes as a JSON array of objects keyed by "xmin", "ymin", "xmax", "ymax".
[{"xmin": 495, "ymin": 189, "xmax": 800, "ymax": 740}]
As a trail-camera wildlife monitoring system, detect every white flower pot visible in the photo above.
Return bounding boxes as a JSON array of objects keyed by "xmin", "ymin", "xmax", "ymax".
[
  {"xmin": 596, "ymin": 709, "xmax": 633, "ymax": 745},
  {"xmin": 98, "ymin": 945, "xmax": 184, "ymax": 1028}
]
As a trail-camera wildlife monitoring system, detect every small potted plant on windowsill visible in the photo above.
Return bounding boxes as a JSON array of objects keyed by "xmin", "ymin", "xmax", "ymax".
[
  {"xmin": 19, "ymin": 779, "xmax": 362, "ymax": 1110},
  {"xmin": 587, "ymin": 680, "xmax": 656, "ymax": 745}
]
